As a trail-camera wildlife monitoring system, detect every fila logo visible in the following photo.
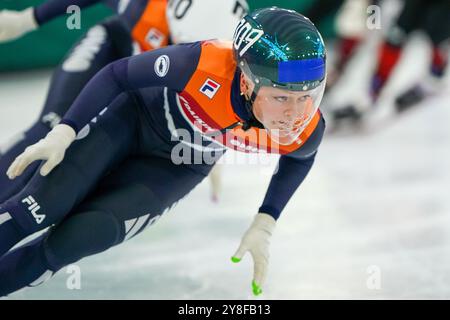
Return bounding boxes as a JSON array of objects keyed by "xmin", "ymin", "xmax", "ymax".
[
  {"xmin": 200, "ymin": 78, "xmax": 221, "ymax": 99},
  {"xmin": 146, "ymin": 28, "xmax": 165, "ymax": 48},
  {"xmin": 22, "ymin": 196, "xmax": 46, "ymax": 224}
]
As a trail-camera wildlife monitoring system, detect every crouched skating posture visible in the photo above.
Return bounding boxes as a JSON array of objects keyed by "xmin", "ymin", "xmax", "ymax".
[{"xmin": 0, "ymin": 7, "xmax": 326, "ymax": 296}]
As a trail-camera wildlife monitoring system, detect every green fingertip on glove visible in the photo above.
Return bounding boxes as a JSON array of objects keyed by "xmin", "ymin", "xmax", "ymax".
[
  {"xmin": 230, "ymin": 257, "xmax": 262, "ymax": 295},
  {"xmin": 252, "ymin": 280, "xmax": 262, "ymax": 296},
  {"xmin": 231, "ymin": 256, "xmax": 241, "ymax": 263}
]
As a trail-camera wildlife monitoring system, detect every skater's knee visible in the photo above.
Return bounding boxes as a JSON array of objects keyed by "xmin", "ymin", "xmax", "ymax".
[{"xmin": 44, "ymin": 210, "xmax": 122, "ymax": 269}]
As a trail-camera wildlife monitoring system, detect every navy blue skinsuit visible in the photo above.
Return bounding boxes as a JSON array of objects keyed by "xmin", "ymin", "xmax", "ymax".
[{"xmin": 0, "ymin": 14, "xmax": 325, "ymax": 298}]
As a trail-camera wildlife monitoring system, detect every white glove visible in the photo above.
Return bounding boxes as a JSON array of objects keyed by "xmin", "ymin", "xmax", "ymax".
[
  {"xmin": 7, "ymin": 124, "xmax": 76, "ymax": 179},
  {"xmin": 231, "ymin": 213, "xmax": 276, "ymax": 296},
  {"xmin": 0, "ymin": 7, "xmax": 38, "ymax": 43}
]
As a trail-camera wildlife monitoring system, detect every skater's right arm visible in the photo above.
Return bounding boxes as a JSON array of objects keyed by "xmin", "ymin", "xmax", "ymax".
[
  {"xmin": 61, "ymin": 42, "xmax": 202, "ymax": 133},
  {"xmin": 0, "ymin": 0, "xmax": 102, "ymax": 43},
  {"xmin": 6, "ymin": 42, "xmax": 201, "ymax": 179}
]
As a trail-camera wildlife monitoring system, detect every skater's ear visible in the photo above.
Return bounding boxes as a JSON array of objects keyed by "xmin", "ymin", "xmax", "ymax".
[{"xmin": 240, "ymin": 72, "xmax": 254, "ymax": 100}]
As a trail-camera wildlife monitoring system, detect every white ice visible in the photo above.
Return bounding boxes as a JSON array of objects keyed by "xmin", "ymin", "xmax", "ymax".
[{"xmin": 0, "ymin": 34, "xmax": 449, "ymax": 299}]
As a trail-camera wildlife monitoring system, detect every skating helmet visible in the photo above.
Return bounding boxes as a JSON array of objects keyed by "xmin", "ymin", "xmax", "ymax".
[{"xmin": 233, "ymin": 7, "xmax": 327, "ymax": 145}]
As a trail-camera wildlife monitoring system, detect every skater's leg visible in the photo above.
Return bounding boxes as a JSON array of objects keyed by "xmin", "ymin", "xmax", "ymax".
[
  {"xmin": 0, "ymin": 93, "xmax": 139, "ymax": 257},
  {"xmin": 0, "ymin": 232, "xmax": 53, "ymax": 296},
  {"xmin": 371, "ymin": 0, "xmax": 425, "ymax": 98},
  {"xmin": 0, "ymin": 213, "xmax": 119, "ymax": 297},
  {"xmin": 394, "ymin": 0, "xmax": 450, "ymax": 110},
  {"xmin": 38, "ymin": 16, "xmax": 132, "ymax": 121},
  {"xmin": 422, "ymin": 1, "xmax": 449, "ymax": 77},
  {"xmin": 0, "ymin": 156, "xmax": 212, "ymax": 296},
  {"xmin": 0, "ymin": 212, "xmax": 24, "ymax": 259}
]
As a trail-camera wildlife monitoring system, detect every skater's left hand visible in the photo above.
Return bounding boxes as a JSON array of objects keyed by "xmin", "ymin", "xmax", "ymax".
[
  {"xmin": 231, "ymin": 213, "xmax": 276, "ymax": 296},
  {"xmin": 7, "ymin": 124, "xmax": 76, "ymax": 179}
]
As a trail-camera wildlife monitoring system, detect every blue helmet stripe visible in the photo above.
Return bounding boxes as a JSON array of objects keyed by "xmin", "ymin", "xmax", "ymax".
[{"xmin": 278, "ymin": 58, "xmax": 325, "ymax": 83}]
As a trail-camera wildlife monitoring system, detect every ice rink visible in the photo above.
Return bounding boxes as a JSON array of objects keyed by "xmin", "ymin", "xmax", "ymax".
[{"xmin": 1, "ymin": 35, "xmax": 449, "ymax": 299}]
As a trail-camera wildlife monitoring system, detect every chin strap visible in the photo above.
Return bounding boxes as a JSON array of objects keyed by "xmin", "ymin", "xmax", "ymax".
[{"xmin": 242, "ymin": 89, "xmax": 264, "ymax": 131}]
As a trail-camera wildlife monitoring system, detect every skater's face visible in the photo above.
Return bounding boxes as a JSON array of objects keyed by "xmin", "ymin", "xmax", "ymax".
[{"xmin": 240, "ymin": 73, "xmax": 317, "ymax": 145}]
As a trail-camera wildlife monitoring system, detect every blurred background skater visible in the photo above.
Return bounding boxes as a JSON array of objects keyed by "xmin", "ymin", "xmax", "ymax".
[{"xmin": 326, "ymin": 0, "xmax": 449, "ymax": 132}]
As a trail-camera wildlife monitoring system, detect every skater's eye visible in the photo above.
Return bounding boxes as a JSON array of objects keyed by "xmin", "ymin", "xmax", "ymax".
[
  {"xmin": 297, "ymin": 95, "xmax": 310, "ymax": 102},
  {"xmin": 274, "ymin": 96, "xmax": 288, "ymax": 102}
]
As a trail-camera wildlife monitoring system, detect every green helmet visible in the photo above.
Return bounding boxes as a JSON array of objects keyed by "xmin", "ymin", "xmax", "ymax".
[
  {"xmin": 233, "ymin": 7, "xmax": 326, "ymax": 93},
  {"xmin": 232, "ymin": 7, "xmax": 327, "ymax": 144}
]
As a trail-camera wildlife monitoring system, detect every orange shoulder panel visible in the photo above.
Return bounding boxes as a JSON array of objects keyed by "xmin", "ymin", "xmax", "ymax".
[
  {"xmin": 195, "ymin": 40, "xmax": 237, "ymax": 80},
  {"xmin": 181, "ymin": 40, "xmax": 240, "ymax": 129}
]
